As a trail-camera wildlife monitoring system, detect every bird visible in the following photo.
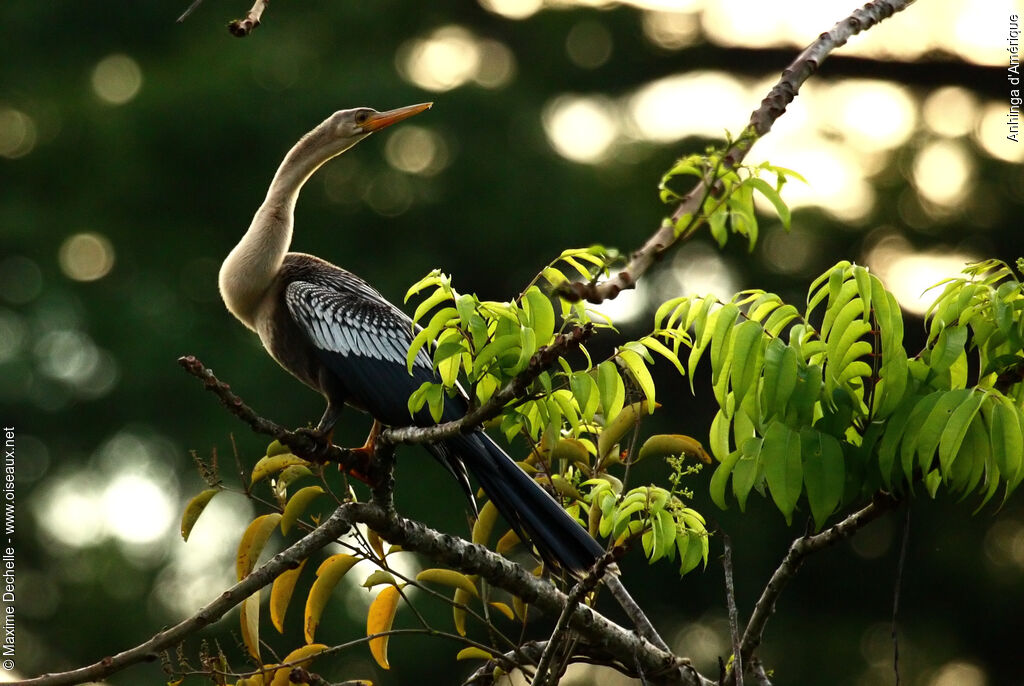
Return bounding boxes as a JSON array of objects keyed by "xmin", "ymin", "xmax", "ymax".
[{"xmin": 218, "ymin": 104, "xmax": 606, "ymax": 574}]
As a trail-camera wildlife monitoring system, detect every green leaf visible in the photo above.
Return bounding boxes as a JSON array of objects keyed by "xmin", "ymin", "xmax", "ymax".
[
  {"xmin": 761, "ymin": 422, "xmax": 802, "ymax": 524},
  {"xmin": 597, "ymin": 361, "xmax": 626, "ymax": 424},
  {"xmin": 710, "ymin": 449, "xmax": 741, "ymax": 510},
  {"xmin": 639, "ymin": 336, "xmax": 686, "ymax": 375},
  {"xmin": 929, "ymin": 326, "xmax": 968, "ymax": 375},
  {"xmin": 732, "ymin": 437, "xmax": 763, "ymax": 512},
  {"xmin": 619, "ymin": 348, "xmax": 657, "ymax": 413},
  {"xmin": 915, "ymin": 389, "xmax": 975, "ymax": 474},
  {"xmin": 729, "ymin": 320, "xmax": 765, "ymax": 407},
  {"xmin": 747, "ymin": 177, "xmax": 791, "ymax": 229},
  {"xmin": 412, "ymin": 286, "xmax": 455, "ymax": 326},
  {"xmin": 523, "ymin": 286, "xmax": 555, "ymax": 346},
  {"xmin": 897, "ymin": 391, "xmax": 944, "ymax": 481},
  {"xmin": 762, "ymin": 338, "xmax": 798, "ymax": 421},
  {"xmin": 937, "ymin": 391, "xmax": 986, "ymax": 476},
  {"xmin": 800, "ymin": 428, "xmax": 844, "ymax": 531}
]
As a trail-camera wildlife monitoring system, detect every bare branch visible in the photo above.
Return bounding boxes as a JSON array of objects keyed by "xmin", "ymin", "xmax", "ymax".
[
  {"xmin": 175, "ymin": 0, "xmax": 205, "ymax": 23},
  {"xmin": 722, "ymin": 534, "xmax": 743, "ymax": 686},
  {"xmin": 228, "ymin": 0, "xmax": 268, "ymax": 36},
  {"xmin": 736, "ymin": 495, "xmax": 897, "ymax": 671},
  {"xmin": 20, "ymin": 505, "xmax": 357, "ymax": 686},
  {"xmin": 560, "ymin": 0, "xmax": 917, "ymax": 304}
]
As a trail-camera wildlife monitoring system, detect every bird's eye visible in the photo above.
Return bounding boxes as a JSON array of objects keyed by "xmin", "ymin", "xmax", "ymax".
[{"xmin": 354, "ymin": 111, "xmax": 370, "ymax": 126}]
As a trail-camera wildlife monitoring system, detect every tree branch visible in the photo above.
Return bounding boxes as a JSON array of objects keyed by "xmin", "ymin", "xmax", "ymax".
[
  {"xmin": 561, "ymin": 0, "xmax": 917, "ymax": 304},
  {"xmin": 734, "ymin": 494, "xmax": 897, "ymax": 677},
  {"xmin": 20, "ymin": 505, "xmax": 358, "ymax": 686},
  {"xmin": 381, "ymin": 324, "xmax": 593, "ymax": 446},
  {"xmin": 228, "ymin": 0, "xmax": 268, "ymax": 36},
  {"xmin": 722, "ymin": 534, "xmax": 743, "ymax": 686}
]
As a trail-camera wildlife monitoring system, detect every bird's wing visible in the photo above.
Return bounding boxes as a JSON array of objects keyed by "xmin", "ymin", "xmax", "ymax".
[{"xmin": 284, "ymin": 280, "xmax": 464, "ymax": 427}]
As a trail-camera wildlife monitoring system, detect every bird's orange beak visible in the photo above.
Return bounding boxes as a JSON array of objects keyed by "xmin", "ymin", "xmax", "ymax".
[{"xmin": 362, "ymin": 102, "xmax": 433, "ymax": 132}]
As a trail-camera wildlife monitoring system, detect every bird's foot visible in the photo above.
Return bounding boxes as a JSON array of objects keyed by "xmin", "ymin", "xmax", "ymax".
[{"xmin": 339, "ymin": 420, "xmax": 383, "ymax": 486}]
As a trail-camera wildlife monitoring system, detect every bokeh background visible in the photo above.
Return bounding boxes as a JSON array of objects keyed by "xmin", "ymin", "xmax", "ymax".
[{"xmin": 3, "ymin": 0, "xmax": 1024, "ymax": 684}]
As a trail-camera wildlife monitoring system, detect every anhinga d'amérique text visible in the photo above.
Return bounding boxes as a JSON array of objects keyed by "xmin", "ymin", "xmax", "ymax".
[{"xmin": 218, "ymin": 104, "xmax": 605, "ymax": 574}]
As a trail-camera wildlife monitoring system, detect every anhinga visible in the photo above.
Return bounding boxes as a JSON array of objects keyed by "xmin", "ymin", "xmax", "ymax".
[{"xmin": 219, "ymin": 104, "xmax": 605, "ymax": 574}]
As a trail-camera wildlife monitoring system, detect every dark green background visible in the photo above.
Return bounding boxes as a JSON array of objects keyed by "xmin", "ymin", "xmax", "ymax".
[{"xmin": 3, "ymin": 1, "xmax": 1023, "ymax": 684}]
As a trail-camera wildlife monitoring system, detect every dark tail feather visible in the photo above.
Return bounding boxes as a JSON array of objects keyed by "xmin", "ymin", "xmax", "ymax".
[{"xmin": 445, "ymin": 431, "xmax": 604, "ymax": 574}]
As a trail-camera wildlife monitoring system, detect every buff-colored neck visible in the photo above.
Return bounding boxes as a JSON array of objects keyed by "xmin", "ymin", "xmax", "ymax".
[{"xmin": 218, "ymin": 126, "xmax": 346, "ymax": 329}]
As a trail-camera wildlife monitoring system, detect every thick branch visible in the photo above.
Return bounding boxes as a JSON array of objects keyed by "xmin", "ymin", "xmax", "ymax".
[
  {"xmin": 347, "ymin": 501, "xmax": 709, "ymax": 686},
  {"xmin": 563, "ymin": 0, "xmax": 916, "ymax": 304},
  {"xmin": 21, "ymin": 506, "xmax": 357, "ymax": 686},
  {"xmin": 735, "ymin": 495, "xmax": 897, "ymax": 672}
]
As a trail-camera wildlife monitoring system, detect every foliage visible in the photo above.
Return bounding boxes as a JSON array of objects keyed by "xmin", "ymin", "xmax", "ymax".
[{"xmin": 653, "ymin": 260, "xmax": 1024, "ymax": 530}]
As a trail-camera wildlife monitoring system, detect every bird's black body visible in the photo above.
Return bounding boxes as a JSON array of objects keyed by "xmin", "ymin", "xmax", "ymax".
[{"xmin": 269, "ymin": 254, "xmax": 605, "ymax": 574}]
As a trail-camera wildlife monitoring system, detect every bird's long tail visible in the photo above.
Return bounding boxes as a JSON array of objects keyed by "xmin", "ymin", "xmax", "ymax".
[{"xmin": 444, "ymin": 431, "xmax": 605, "ymax": 575}]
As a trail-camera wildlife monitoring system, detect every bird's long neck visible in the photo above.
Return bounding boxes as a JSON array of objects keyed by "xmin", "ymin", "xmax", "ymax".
[{"xmin": 219, "ymin": 128, "xmax": 336, "ymax": 329}]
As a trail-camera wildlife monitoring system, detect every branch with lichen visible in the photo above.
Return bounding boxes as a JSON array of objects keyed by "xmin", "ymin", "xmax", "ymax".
[
  {"xmin": 175, "ymin": 0, "xmax": 269, "ymax": 37},
  {"xmin": 561, "ymin": 0, "xmax": 916, "ymax": 304}
]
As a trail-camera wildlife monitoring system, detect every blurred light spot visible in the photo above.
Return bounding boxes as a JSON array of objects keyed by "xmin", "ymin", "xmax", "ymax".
[
  {"xmin": 0, "ymin": 256, "xmax": 43, "ymax": 304},
  {"xmin": 385, "ymin": 126, "xmax": 449, "ymax": 176},
  {"xmin": 0, "ymin": 106, "xmax": 38, "ymax": 159},
  {"xmin": 950, "ymin": 1, "xmax": 1011, "ymax": 65},
  {"xmin": 859, "ymin": 622, "xmax": 894, "ymax": 666},
  {"xmin": 761, "ymin": 228, "xmax": 818, "ymax": 275},
  {"xmin": 591, "ymin": 281, "xmax": 647, "ymax": 326},
  {"xmin": 59, "ymin": 232, "xmax": 115, "ymax": 281},
  {"xmin": 323, "ymin": 157, "xmax": 365, "ymax": 206},
  {"xmin": 923, "ymin": 87, "xmax": 977, "ymax": 138},
  {"xmin": 642, "ymin": 11, "xmax": 701, "ymax": 49},
  {"xmin": 929, "ymin": 661, "xmax": 987, "ymax": 686},
  {"xmin": 363, "ymin": 172, "xmax": 414, "ymax": 217},
  {"xmin": 34, "ymin": 329, "xmax": 99, "ymax": 384},
  {"xmin": 662, "ymin": 245, "xmax": 739, "ymax": 299},
  {"xmin": 158, "ymin": 494, "xmax": 253, "ymax": 617},
  {"xmin": 12, "ymin": 434, "xmax": 50, "ymax": 484},
  {"xmin": 0, "ymin": 310, "xmax": 27, "ymax": 363},
  {"xmin": 752, "ymin": 136, "xmax": 874, "ymax": 222},
  {"xmin": 566, "ymin": 20, "xmax": 613, "ymax": 69},
  {"xmin": 628, "ymin": 72, "xmax": 752, "ymax": 142},
  {"xmin": 477, "ymin": 0, "xmax": 542, "ymax": 20},
  {"xmin": 91, "ymin": 54, "xmax": 143, "ymax": 105},
  {"xmin": 984, "ymin": 518, "xmax": 1024, "ymax": 570},
  {"xmin": 398, "ymin": 26, "xmax": 481, "ymax": 92},
  {"xmin": 671, "ymin": 614, "xmax": 730, "ymax": 673},
  {"xmin": 824, "ymin": 80, "xmax": 916, "ymax": 151},
  {"xmin": 913, "ymin": 140, "xmax": 973, "ymax": 207},
  {"xmin": 474, "ymin": 39, "xmax": 516, "ymax": 88},
  {"xmin": 35, "ymin": 473, "xmax": 104, "ymax": 547},
  {"xmin": 543, "ymin": 95, "xmax": 619, "ymax": 163},
  {"xmin": 975, "ymin": 101, "xmax": 1024, "ymax": 163},
  {"xmin": 865, "ymin": 234, "xmax": 979, "ymax": 316},
  {"xmin": 702, "ymin": 0, "xmax": 788, "ymax": 46},
  {"xmin": 76, "ymin": 349, "xmax": 120, "ymax": 399},
  {"xmin": 103, "ymin": 474, "xmax": 175, "ymax": 544}
]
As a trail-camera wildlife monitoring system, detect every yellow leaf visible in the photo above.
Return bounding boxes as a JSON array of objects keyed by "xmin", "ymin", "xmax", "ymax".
[
  {"xmin": 597, "ymin": 401, "xmax": 656, "ymax": 467},
  {"xmin": 180, "ymin": 488, "xmax": 220, "ymax": 541},
  {"xmin": 512, "ymin": 595, "xmax": 527, "ymax": 621},
  {"xmin": 367, "ymin": 585, "xmax": 401, "ymax": 669},
  {"xmin": 266, "ymin": 440, "xmax": 291, "ymax": 457},
  {"xmin": 637, "ymin": 434, "xmax": 712, "ymax": 464},
  {"xmin": 362, "ymin": 570, "xmax": 397, "ymax": 588},
  {"xmin": 452, "ymin": 584, "xmax": 475, "ymax": 636},
  {"xmin": 549, "ymin": 438, "xmax": 590, "ymax": 466},
  {"xmin": 277, "ymin": 464, "xmax": 314, "ymax": 489},
  {"xmin": 415, "ymin": 568, "xmax": 479, "ymax": 597},
  {"xmin": 471, "ymin": 501, "xmax": 498, "ymax": 546},
  {"xmin": 304, "ymin": 554, "xmax": 359, "ymax": 643},
  {"xmin": 240, "ymin": 591, "xmax": 261, "ymax": 660},
  {"xmin": 237, "ymin": 514, "xmax": 283, "ymax": 581},
  {"xmin": 495, "ymin": 530, "xmax": 521, "ymax": 555},
  {"xmin": 488, "ymin": 601, "xmax": 514, "ymax": 621},
  {"xmin": 270, "ymin": 559, "xmax": 307, "ymax": 633},
  {"xmin": 280, "ymin": 486, "xmax": 325, "ymax": 535},
  {"xmin": 251, "ymin": 454, "xmax": 312, "ymax": 484},
  {"xmin": 367, "ymin": 529, "xmax": 386, "ymax": 559},
  {"xmin": 456, "ymin": 647, "xmax": 494, "ymax": 661},
  {"xmin": 269, "ymin": 644, "xmax": 328, "ymax": 686}
]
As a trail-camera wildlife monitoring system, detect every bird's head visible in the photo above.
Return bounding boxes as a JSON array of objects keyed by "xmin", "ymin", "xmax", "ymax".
[{"xmin": 316, "ymin": 102, "xmax": 433, "ymax": 157}]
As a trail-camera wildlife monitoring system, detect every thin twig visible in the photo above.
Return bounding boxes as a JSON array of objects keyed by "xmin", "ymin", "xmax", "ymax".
[
  {"xmin": 175, "ymin": 0, "xmax": 205, "ymax": 23},
  {"xmin": 892, "ymin": 507, "xmax": 911, "ymax": 686},
  {"xmin": 560, "ymin": 0, "xmax": 917, "ymax": 304},
  {"xmin": 735, "ymin": 494, "xmax": 896, "ymax": 676},
  {"xmin": 722, "ymin": 534, "xmax": 743, "ymax": 686},
  {"xmin": 228, "ymin": 0, "xmax": 268, "ymax": 36},
  {"xmin": 534, "ymin": 552, "xmax": 618, "ymax": 686}
]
